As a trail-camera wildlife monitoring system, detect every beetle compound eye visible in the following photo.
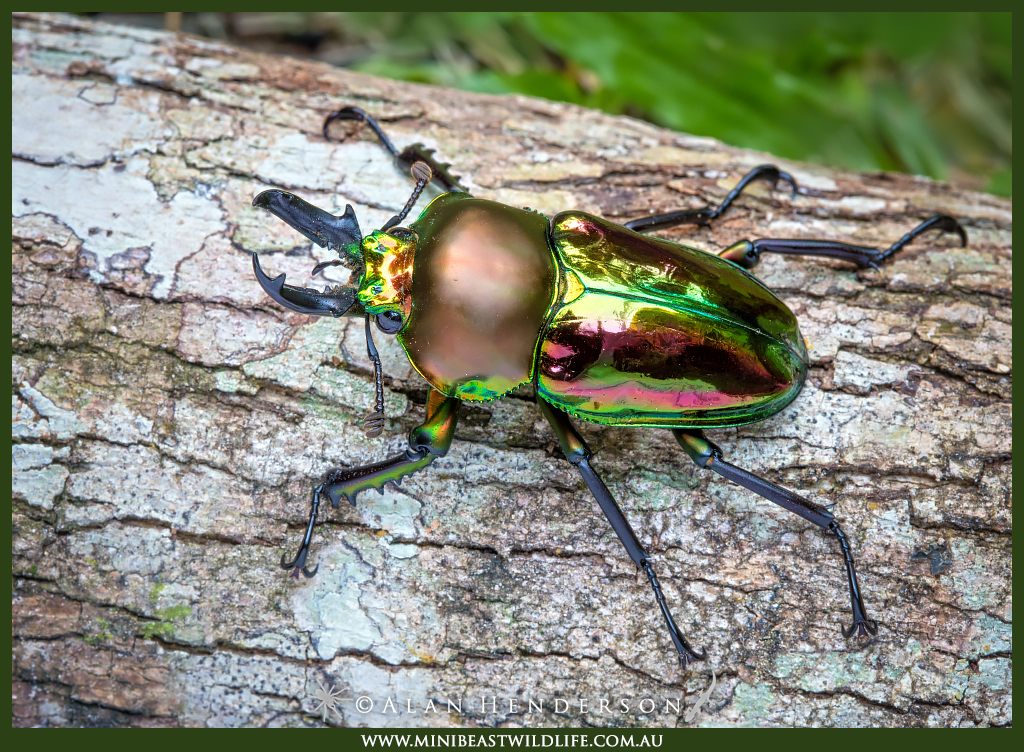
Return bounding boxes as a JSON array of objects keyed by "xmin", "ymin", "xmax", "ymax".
[{"xmin": 376, "ymin": 310, "xmax": 404, "ymax": 334}]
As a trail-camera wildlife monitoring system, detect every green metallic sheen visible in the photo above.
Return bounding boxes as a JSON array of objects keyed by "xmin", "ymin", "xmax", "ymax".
[
  {"xmin": 357, "ymin": 228, "xmax": 417, "ymax": 321},
  {"xmin": 409, "ymin": 390, "xmax": 461, "ymax": 455},
  {"xmin": 324, "ymin": 392, "xmax": 459, "ymax": 507},
  {"xmin": 326, "ymin": 452, "xmax": 433, "ymax": 508},
  {"xmin": 356, "ymin": 197, "xmax": 806, "ymax": 425},
  {"xmin": 537, "ymin": 212, "xmax": 808, "ymax": 428},
  {"xmin": 367, "ymin": 192, "xmax": 558, "ymax": 402}
]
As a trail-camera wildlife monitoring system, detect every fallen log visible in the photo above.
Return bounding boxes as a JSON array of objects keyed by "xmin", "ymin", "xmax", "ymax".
[{"xmin": 12, "ymin": 12, "xmax": 1011, "ymax": 728}]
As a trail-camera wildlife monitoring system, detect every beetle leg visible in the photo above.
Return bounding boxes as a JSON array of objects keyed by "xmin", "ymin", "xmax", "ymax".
[
  {"xmin": 280, "ymin": 391, "xmax": 460, "ymax": 578},
  {"xmin": 718, "ymin": 214, "xmax": 967, "ymax": 270},
  {"xmin": 674, "ymin": 429, "xmax": 878, "ymax": 640},
  {"xmin": 539, "ymin": 398, "xmax": 706, "ymax": 668},
  {"xmin": 323, "ymin": 105, "xmax": 468, "ymax": 193},
  {"xmin": 281, "ymin": 483, "xmax": 324, "ymax": 578},
  {"xmin": 322, "ymin": 390, "xmax": 460, "ymax": 508},
  {"xmin": 323, "ymin": 106, "xmax": 401, "ymax": 155},
  {"xmin": 624, "ymin": 164, "xmax": 797, "ymax": 233}
]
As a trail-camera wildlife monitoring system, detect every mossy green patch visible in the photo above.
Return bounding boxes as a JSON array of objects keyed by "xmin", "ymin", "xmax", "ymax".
[
  {"xmin": 139, "ymin": 605, "xmax": 192, "ymax": 640},
  {"xmin": 148, "ymin": 583, "xmax": 166, "ymax": 604}
]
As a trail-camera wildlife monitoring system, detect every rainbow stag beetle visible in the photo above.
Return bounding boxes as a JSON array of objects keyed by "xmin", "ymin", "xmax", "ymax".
[{"xmin": 250, "ymin": 106, "xmax": 968, "ymax": 668}]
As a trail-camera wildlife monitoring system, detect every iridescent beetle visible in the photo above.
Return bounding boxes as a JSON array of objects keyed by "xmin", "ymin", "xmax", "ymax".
[{"xmin": 251, "ymin": 106, "xmax": 967, "ymax": 667}]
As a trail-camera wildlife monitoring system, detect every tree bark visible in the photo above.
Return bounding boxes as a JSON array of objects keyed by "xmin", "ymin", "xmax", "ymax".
[{"xmin": 12, "ymin": 12, "xmax": 1011, "ymax": 728}]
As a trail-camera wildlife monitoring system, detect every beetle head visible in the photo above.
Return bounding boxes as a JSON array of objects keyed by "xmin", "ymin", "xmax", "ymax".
[
  {"xmin": 251, "ymin": 189, "xmax": 420, "ymax": 338},
  {"xmin": 356, "ymin": 227, "xmax": 417, "ymax": 334},
  {"xmin": 251, "ymin": 190, "xmax": 422, "ymax": 439}
]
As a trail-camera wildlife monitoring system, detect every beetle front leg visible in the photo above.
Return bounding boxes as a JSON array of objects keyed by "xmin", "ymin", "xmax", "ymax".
[
  {"xmin": 281, "ymin": 391, "xmax": 460, "ymax": 578},
  {"xmin": 324, "ymin": 390, "xmax": 460, "ymax": 507},
  {"xmin": 539, "ymin": 398, "xmax": 706, "ymax": 669},
  {"xmin": 674, "ymin": 429, "xmax": 878, "ymax": 639}
]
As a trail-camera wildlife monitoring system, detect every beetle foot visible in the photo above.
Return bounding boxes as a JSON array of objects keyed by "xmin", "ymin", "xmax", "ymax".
[
  {"xmin": 281, "ymin": 549, "xmax": 318, "ymax": 579},
  {"xmin": 769, "ymin": 166, "xmax": 799, "ymax": 199},
  {"xmin": 677, "ymin": 645, "xmax": 707, "ymax": 670},
  {"xmin": 870, "ymin": 214, "xmax": 968, "ymax": 267},
  {"xmin": 841, "ymin": 617, "xmax": 879, "ymax": 639},
  {"xmin": 713, "ymin": 164, "xmax": 799, "ymax": 219}
]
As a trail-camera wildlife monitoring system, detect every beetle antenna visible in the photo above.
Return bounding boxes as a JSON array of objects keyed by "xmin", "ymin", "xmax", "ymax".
[
  {"xmin": 363, "ymin": 315, "xmax": 386, "ymax": 438},
  {"xmin": 381, "ymin": 162, "xmax": 433, "ymax": 232}
]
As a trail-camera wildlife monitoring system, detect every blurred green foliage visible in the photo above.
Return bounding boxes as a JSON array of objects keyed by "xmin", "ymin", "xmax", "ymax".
[
  {"xmin": 341, "ymin": 12, "xmax": 1011, "ymax": 196},
  {"xmin": 89, "ymin": 12, "xmax": 1011, "ymax": 196}
]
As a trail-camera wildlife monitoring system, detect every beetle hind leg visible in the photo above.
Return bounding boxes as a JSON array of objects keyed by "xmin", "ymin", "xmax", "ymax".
[
  {"xmin": 718, "ymin": 214, "xmax": 967, "ymax": 271},
  {"xmin": 674, "ymin": 429, "xmax": 878, "ymax": 640},
  {"xmin": 539, "ymin": 398, "xmax": 706, "ymax": 668}
]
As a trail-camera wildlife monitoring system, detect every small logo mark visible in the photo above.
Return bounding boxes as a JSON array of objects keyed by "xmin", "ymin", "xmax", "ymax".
[
  {"xmin": 684, "ymin": 670, "xmax": 717, "ymax": 723},
  {"xmin": 311, "ymin": 679, "xmax": 343, "ymax": 722}
]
